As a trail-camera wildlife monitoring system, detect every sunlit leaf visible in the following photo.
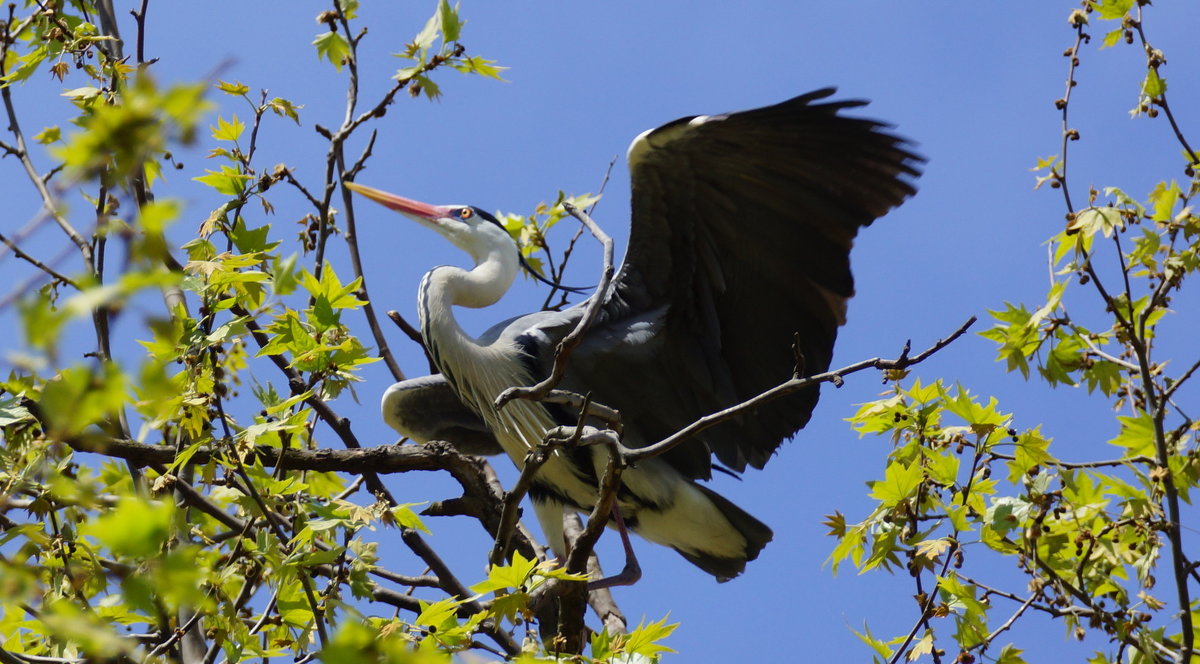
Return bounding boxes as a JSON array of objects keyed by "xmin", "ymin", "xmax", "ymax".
[{"xmin": 313, "ymin": 31, "xmax": 351, "ymax": 71}]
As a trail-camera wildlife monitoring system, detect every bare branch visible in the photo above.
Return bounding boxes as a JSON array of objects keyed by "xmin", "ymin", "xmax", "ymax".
[
  {"xmin": 0, "ymin": 230, "xmax": 78, "ymax": 288},
  {"xmin": 625, "ymin": 316, "xmax": 977, "ymax": 465}
]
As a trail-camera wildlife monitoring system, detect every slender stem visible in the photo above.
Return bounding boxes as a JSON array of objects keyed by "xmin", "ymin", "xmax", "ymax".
[{"xmin": 0, "ymin": 230, "xmax": 78, "ymax": 287}]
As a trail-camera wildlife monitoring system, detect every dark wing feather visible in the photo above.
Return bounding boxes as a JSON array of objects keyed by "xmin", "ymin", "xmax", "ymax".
[{"xmin": 571, "ymin": 89, "xmax": 921, "ymax": 475}]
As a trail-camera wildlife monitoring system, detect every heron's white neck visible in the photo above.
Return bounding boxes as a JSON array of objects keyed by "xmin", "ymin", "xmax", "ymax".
[{"xmin": 418, "ymin": 243, "xmax": 520, "ymax": 355}]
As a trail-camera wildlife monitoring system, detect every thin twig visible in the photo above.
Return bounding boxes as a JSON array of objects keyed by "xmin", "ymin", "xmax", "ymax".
[
  {"xmin": 488, "ymin": 445, "xmax": 553, "ymax": 567},
  {"xmin": 625, "ymin": 316, "xmax": 976, "ymax": 465},
  {"xmin": 0, "ymin": 230, "xmax": 78, "ymax": 287},
  {"xmin": 1161, "ymin": 356, "xmax": 1200, "ymax": 404}
]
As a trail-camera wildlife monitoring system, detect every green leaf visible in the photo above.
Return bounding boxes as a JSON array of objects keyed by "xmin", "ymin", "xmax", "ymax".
[
  {"xmin": 412, "ymin": 74, "xmax": 441, "ymax": 100},
  {"xmin": 0, "ymin": 396, "xmax": 34, "ymax": 427},
  {"xmin": 624, "ymin": 614, "xmax": 678, "ymax": 658},
  {"xmin": 388, "ymin": 503, "xmax": 430, "ymax": 534},
  {"xmin": 940, "ymin": 385, "xmax": 1009, "ymax": 432},
  {"xmin": 272, "ymin": 253, "xmax": 300, "ymax": 296},
  {"xmin": 80, "ymin": 497, "xmax": 173, "ymax": 558},
  {"xmin": 1100, "ymin": 28, "xmax": 1123, "ymax": 49},
  {"xmin": 907, "ymin": 630, "xmax": 934, "ymax": 661},
  {"xmin": 33, "ymin": 126, "xmax": 61, "ymax": 144},
  {"xmin": 211, "ymin": 114, "xmax": 245, "ymax": 142},
  {"xmin": 216, "ymin": 80, "xmax": 250, "ymax": 96},
  {"xmin": 869, "ymin": 460, "xmax": 923, "ymax": 507},
  {"xmin": 1147, "ymin": 180, "xmax": 1180, "ymax": 223},
  {"xmin": 447, "ymin": 55, "xmax": 508, "ymax": 81},
  {"xmin": 1093, "ymin": 0, "xmax": 1134, "ymax": 20},
  {"xmin": 267, "ymin": 97, "xmax": 302, "ymax": 124},
  {"xmin": 1142, "ymin": 68, "xmax": 1166, "ymax": 98},
  {"xmin": 229, "ymin": 218, "xmax": 275, "ymax": 254},
  {"xmin": 851, "ymin": 621, "xmax": 895, "ymax": 661},
  {"xmin": 300, "ymin": 263, "xmax": 366, "ymax": 311},
  {"xmin": 995, "ymin": 644, "xmax": 1028, "ymax": 664},
  {"xmin": 39, "ymin": 363, "xmax": 129, "ymax": 437},
  {"xmin": 313, "ymin": 31, "xmax": 351, "ymax": 71},
  {"xmin": 986, "ymin": 496, "xmax": 1031, "ymax": 535},
  {"xmin": 1007, "ymin": 429, "xmax": 1054, "ymax": 482},
  {"xmin": 411, "ymin": 9, "xmax": 440, "ymax": 53},
  {"xmin": 1, "ymin": 42, "xmax": 50, "ymax": 86},
  {"xmin": 1109, "ymin": 411, "xmax": 1156, "ymax": 458},
  {"xmin": 1068, "ymin": 207, "xmax": 1123, "ymax": 238},
  {"xmin": 438, "ymin": 0, "xmax": 461, "ymax": 42},
  {"xmin": 414, "ymin": 597, "xmax": 464, "ymax": 628},
  {"xmin": 193, "ymin": 165, "xmax": 252, "ymax": 196}
]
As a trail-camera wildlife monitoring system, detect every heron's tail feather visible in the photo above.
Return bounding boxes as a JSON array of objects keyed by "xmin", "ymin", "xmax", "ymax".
[
  {"xmin": 627, "ymin": 476, "xmax": 773, "ymax": 582},
  {"xmin": 676, "ymin": 485, "xmax": 772, "ymax": 582}
]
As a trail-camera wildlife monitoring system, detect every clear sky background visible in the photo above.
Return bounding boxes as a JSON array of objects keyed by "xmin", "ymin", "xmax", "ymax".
[{"xmin": 4, "ymin": 1, "xmax": 1200, "ymax": 661}]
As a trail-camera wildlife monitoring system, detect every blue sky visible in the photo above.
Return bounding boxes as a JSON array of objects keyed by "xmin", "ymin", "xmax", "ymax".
[{"xmin": 4, "ymin": 1, "xmax": 1200, "ymax": 660}]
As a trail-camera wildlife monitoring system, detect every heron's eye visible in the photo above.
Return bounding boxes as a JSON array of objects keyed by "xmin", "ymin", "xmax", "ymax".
[{"xmin": 458, "ymin": 207, "xmax": 473, "ymax": 220}]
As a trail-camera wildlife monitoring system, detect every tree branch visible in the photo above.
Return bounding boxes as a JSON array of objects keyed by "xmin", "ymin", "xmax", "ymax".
[{"xmin": 625, "ymin": 316, "xmax": 977, "ymax": 465}]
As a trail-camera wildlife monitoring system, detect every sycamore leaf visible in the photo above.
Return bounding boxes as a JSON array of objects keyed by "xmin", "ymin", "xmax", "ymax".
[
  {"xmin": 472, "ymin": 550, "xmax": 538, "ymax": 594},
  {"xmin": 1142, "ymin": 68, "xmax": 1166, "ymax": 98},
  {"xmin": 216, "ymin": 80, "xmax": 249, "ymax": 96},
  {"xmin": 438, "ymin": 0, "xmax": 461, "ymax": 42},
  {"xmin": 0, "ymin": 396, "xmax": 34, "ymax": 427},
  {"xmin": 33, "ymin": 126, "xmax": 61, "ymax": 144},
  {"xmin": 851, "ymin": 622, "xmax": 895, "ymax": 660},
  {"xmin": 986, "ymin": 496, "xmax": 1031, "ymax": 535},
  {"xmin": 414, "ymin": 597, "xmax": 465, "ymax": 628},
  {"xmin": 211, "ymin": 114, "xmax": 244, "ymax": 142},
  {"xmin": 907, "ymin": 630, "xmax": 934, "ymax": 661},
  {"xmin": 447, "ymin": 55, "xmax": 508, "ymax": 81},
  {"xmin": 869, "ymin": 461, "xmax": 923, "ymax": 507},
  {"xmin": 995, "ymin": 644, "xmax": 1029, "ymax": 664},
  {"xmin": 1109, "ymin": 411, "xmax": 1156, "ymax": 458},
  {"xmin": 624, "ymin": 614, "xmax": 678, "ymax": 658},
  {"xmin": 193, "ymin": 165, "xmax": 251, "ymax": 196},
  {"xmin": 1068, "ymin": 207, "xmax": 1123, "ymax": 238},
  {"xmin": 267, "ymin": 97, "xmax": 302, "ymax": 124},
  {"xmin": 411, "ymin": 8, "xmax": 440, "ymax": 54},
  {"xmin": 1147, "ymin": 180, "xmax": 1180, "ymax": 223},
  {"xmin": 1101, "ymin": 27, "xmax": 1123, "ymax": 49},
  {"xmin": 385, "ymin": 503, "xmax": 429, "ymax": 533},
  {"xmin": 313, "ymin": 31, "xmax": 351, "ymax": 71},
  {"xmin": 1093, "ymin": 0, "xmax": 1133, "ymax": 20},
  {"xmin": 80, "ymin": 497, "xmax": 173, "ymax": 558}
]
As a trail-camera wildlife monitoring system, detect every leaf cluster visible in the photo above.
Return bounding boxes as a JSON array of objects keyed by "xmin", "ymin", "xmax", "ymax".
[
  {"xmin": 1, "ymin": 1, "xmax": 653, "ymax": 662},
  {"xmin": 837, "ymin": 3, "xmax": 1200, "ymax": 662}
]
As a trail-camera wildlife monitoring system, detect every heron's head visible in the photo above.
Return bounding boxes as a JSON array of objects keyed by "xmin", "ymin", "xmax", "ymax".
[{"xmin": 344, "ymin": 181, "xmax": 514, "ymax": 263}]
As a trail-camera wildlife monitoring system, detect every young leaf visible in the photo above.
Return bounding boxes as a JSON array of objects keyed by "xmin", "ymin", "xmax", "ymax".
[
  {"xmin": 313, "ymin": 31, "xmax": 351, "ymax": 71},
  {"xmin": 211, "ymin": 114, "xmax": 245, "ymax": 142}
]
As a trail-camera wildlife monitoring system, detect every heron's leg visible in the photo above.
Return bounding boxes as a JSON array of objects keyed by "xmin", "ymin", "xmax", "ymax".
[{"xmin": 587, "ymin": 506, "xmax": 642, "ymax": 590}]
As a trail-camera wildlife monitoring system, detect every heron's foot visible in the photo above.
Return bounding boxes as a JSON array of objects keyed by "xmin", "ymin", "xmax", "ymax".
[{"xmin": 586, "ymin": 505, "xmax": 642, "ymax": 591}]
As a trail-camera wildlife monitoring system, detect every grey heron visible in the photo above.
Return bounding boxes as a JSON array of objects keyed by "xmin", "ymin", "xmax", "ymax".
[{"xmin": 346, "ymin": 89, "xmax": 921, "ymax": 581}]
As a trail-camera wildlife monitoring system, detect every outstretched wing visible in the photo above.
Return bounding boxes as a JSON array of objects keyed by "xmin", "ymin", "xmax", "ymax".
[{"xmin": 569, "ymin": 89, "xmax": 921, "ymax": 476}]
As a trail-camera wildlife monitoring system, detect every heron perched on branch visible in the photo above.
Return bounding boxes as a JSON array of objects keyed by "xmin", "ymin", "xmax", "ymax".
[{"xmin": 346, "ymin": 89, "xmax": 921, "ymax": 581}]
